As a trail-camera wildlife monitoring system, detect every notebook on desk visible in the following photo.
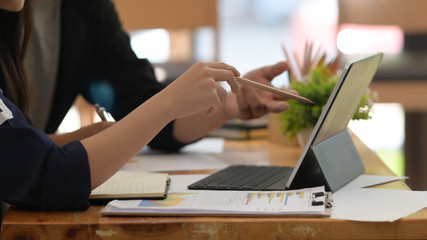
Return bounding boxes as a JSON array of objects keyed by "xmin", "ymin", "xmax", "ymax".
[
  {"xmin": 188, "ymin": 52, "xmax": 384, "ymax": 192},
  {"xmin": 89, "ymin": 171, "xmax": 170, "ymax": 205}
]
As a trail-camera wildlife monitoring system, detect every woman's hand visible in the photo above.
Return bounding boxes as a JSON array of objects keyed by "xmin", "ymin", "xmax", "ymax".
[
  {"xmin": 82, "ymin": 62, "xmax": 238, "ymax": 188},
  {"xmin": 156, "ymin": 62, "xmax": 240, "ymax": 120}
]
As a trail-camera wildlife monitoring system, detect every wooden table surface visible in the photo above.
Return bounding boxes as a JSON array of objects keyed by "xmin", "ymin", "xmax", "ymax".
[{"xmin": 2, "ymin": 135, "xmax": 427, "ymax": 240}]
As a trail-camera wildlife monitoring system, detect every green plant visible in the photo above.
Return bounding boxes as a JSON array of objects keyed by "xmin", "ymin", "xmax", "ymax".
[{"xmin": 278, "ymin": 63, "xmax": 376, "ymax": 140}]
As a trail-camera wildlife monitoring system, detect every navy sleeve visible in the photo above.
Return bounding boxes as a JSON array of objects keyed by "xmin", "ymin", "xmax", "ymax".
[
  {"xmin": 147, "ymin": 121, "xmax": 188, "ymax": 151},
  {"xmin": 0, "ymin": 95, "xmax": 91, "ymax": 211}
]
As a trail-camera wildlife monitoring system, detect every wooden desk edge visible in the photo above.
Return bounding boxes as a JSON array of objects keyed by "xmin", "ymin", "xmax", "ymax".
[{"xmin": 2, "ymin": 137, "xmax": 427, "ymax": 240}]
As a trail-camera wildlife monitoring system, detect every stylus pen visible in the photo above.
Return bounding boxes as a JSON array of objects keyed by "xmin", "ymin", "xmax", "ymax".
[
  {"xmin": 236, "ymin": 77, "xmax": 315, "ymax": 104},
  {"xmin": 95, "ymin": 104, "xmax": 115, "ymax": 122}
]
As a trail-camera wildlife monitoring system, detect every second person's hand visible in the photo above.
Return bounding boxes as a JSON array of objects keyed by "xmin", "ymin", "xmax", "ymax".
[{"xmin": 223, "ymin": 61, "xmax": 296, "ymax": 120}]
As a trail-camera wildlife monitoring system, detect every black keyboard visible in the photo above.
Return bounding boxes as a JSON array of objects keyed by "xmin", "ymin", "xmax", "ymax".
[{"xmin": 187, "ymin": 165, "xmax": 293, "ymax": 190}]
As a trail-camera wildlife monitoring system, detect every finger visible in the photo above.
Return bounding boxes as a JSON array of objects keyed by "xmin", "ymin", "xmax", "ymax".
[
  {"xmin": 236, "ymin": 84, "xmax": 265, "ymax": 119},
  {"xmin": 206, "ymin": 82, "xmax": 227, "ymax": 116},
  {"xmin": 234, "ymin": 84, "xmax": 251, "ymax": 117},
  {"xmin": 211, "ymin": 68, "xmax": 239, "ymax": 94},
  {"xmin": 214, "ymin": 81, "xmax": 228, "ymax": 106},
  {"xmin": 206, "ymin": 106, "xmax": 216, "ymax": 116},
  {"xmin": 245, "ymin": 61, "xmax": 289, "ymax": 83},
  {"xmin": 206, "ymin": 62, "xmax": 241, "ymax": 77},
  {"xmin": 285, "ymin": 88, "xmax": 299, "ymax": 96},
  {"xmin": 205, "ymin": 62, "xmax": 240, "ymax": 93},
  {"xmin": 260, "ymin": 87, "xmax": 299, "ymax": 101},
  {"xmin": 260, "ymin": 61, "xmax": 289, "ymax": 81},
  {"xmin": 265, "ymin": 100, "xmax": 290, "ymax": 113},
  {"xmin": 242, "ymin": 86, "xmax": 266, "ymax": 118}
]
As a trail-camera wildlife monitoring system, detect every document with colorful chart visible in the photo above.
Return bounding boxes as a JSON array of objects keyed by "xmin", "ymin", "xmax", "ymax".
[{"xmin": 101, "ymin": 186, "xmax": 331, "ymax": 217}]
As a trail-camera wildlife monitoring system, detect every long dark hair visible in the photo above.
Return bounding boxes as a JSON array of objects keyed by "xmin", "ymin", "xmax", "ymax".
[{"xmin": 0, "ymin": 1, "xmax": 33, "ymax": 115}]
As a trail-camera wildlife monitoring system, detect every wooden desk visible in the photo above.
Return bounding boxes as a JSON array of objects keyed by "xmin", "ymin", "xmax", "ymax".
[{"xmin": 2, "ymin": 137, "xmax": 427, "ymax": 240}]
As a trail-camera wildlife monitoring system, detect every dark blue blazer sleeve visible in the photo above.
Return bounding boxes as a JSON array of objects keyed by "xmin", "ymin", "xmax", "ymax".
[{"xmin": 0, "ymin": 95, "xmax": 91, "ymax": 211}]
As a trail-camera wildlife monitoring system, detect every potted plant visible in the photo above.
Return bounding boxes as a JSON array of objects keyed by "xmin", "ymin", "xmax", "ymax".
[{"xmin": 277, "ymin": 43, "xmax": 376, "ymax": 146}]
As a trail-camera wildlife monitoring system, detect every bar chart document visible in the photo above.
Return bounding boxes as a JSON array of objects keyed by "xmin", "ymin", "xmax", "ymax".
[{"xmin": 101, "ymin": 186, "xmax": 330, "ymax": 217}]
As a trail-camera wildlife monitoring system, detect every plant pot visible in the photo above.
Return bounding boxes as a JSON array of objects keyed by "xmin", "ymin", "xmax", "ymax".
[
  {"xmin": 268, "ymin": 114, "xmax": 298, "ymax": 146},
  {"xmin": 296, "ymin": 127, "xmax": 314, "ymax": 148}
]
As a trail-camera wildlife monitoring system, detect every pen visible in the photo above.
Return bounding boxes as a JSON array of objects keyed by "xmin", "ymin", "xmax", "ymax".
[
  {"xmin": 236, "ymin": 77, "xmax": 315, "ymax": 105},
  {"xmin": 95, "ymin": 104, "xmax": 115, "ymax": 122}
]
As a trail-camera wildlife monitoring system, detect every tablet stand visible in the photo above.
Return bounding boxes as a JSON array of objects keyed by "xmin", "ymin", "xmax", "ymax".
[{"xmin": 288, "ymin": 129, "xmax": 365, "ymax": 192}]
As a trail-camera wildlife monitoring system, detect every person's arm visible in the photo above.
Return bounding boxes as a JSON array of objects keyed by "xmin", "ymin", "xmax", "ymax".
[
  {"xmin": 82, "ymin": 62, "xmax": 239, "ymax": 188},
  {"xmin": 1, "ymin": 62, "xmax": 238, "ymax": 211},
  {"xmin": 48, "ymin": 122, "xmax": 114, "ymax": 146},
  {"xmin": 172, "ymin": 61, "xmax": 295, "ymax": 143}
]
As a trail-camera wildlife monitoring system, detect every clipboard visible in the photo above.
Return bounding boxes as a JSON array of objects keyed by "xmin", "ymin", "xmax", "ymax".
[
  {"xmin": 312, "ymin": 191, "xmax": 334, "ymax": 208},
  {"xmin": 100, "ymin": 186, "xmax": 333, "ymax": 217}
]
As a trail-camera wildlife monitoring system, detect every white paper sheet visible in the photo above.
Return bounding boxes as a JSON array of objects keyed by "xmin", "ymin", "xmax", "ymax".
[
  {"xmin": 327, "ymin": 174, "xmax": 426, "ymax": 222},
  {"xmin": 331, "ymin": 187, "xmax": 427, "ymax": 222},
  {"xmin": 122, "ymin": 153, "xmax": 229, "ymax": 172},
  {"xmin": 102, "ymin": 186, "xmax": 327, "ymax": 216},
  {"xmin": 124, "ymin": 138, "xmax": 228, "ymax": 172},
  {"xmin": 181, "ymin": 137, "xmax": 225, "ymax": 153},
  {"xmin": 140, "ymin": 137, "xmax": 225, "ymax": 154},
  {"xmin": 341, "ymin": 174, "xmax": 408, "ymax": 190},
  {"xmin": 168, "ymin": 174, "xmax": 208, "ymax": 193}
]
